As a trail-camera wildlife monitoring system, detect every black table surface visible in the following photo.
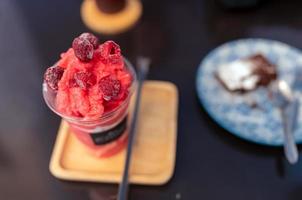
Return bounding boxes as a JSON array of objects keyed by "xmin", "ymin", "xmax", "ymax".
[{"xmin": 2, "ymin": 0, "xmax": 302, "ymax": 199}]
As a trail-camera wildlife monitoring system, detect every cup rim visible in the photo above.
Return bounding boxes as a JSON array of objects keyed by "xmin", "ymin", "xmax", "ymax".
[{"xmin": 42, "ymin": 57, "xmax": 137, "ymax": 123}]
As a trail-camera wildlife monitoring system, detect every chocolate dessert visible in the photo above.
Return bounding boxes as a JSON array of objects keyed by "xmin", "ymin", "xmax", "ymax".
[
  {"xmin": 216, "ymin": 54, "xmax": 277, "ymax": 93},
  {"xmin": 95, "ymin": 0, "xmax": 126, "ymax": 14}
]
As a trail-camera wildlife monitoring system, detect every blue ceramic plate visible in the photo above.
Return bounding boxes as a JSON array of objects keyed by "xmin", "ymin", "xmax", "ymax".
[{"xmin": 196, "ymin": 38, "xmax": 302, "ymax": 146}]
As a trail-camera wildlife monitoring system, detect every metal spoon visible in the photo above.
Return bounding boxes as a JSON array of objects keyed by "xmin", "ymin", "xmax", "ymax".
[
  {"xmin": 271, "ymin": 80, "xmax": 299, "ymax": 164},
  {"xmin": 117, "ymin": 57, "xmax": 150, "ymax": 200}
]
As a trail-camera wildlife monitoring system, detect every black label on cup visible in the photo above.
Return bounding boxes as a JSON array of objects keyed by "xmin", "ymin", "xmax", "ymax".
[{"xmin": 90, "ymin": 117, "xmax": 127, "ymax": 145}]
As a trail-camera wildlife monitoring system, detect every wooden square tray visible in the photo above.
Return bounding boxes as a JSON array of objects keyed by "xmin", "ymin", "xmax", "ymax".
[{"xmin": 49, "ymin": 81, "xmax": 178, "ymax": 185}]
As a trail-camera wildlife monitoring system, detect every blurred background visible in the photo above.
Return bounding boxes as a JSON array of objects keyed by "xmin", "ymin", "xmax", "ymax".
[{"xmin": 1, "ymin": 0, "xmax": 302, "ymax": 199}]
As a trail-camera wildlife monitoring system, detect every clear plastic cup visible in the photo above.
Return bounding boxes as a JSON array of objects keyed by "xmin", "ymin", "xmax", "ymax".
[{"xmin": 43, "ymin": 58, "xmax": 137, "ymax": 157}]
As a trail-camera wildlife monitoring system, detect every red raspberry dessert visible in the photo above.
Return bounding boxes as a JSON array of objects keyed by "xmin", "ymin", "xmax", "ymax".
[
  {"xmin": 48, "ymin": 33, "xmax": 132, "ymax": 119},
  {"xmin": 43, "ymin": 33, "xmax": 135, "ymax": 157}
]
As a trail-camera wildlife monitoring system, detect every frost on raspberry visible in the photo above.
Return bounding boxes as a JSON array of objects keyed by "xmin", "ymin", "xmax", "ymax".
[
  {"xmin": 73, "ymin": 71, "xmax": 96, "ymax": 90},
  {"xmin": 99, "ymin": 75, "xmax": 121, "ymax": 101},
  {"xmin": 100, "ymin": 41, "xmax": 122, "ymax": 64},
  {"xmin": 44, "ymin": 66, "xmax": 64, "ymax": 91},
  {"xmin": 72, "ymin": 37, "xmax": 94, "ymax": 62},
  {"xmin": 79, "ymin": 33, "xmax": 99, "ymax": 49}
]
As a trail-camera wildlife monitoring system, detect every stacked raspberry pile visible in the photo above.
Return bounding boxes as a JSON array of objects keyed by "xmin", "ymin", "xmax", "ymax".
[{"xmin": 44, "ymin": 33, "xmax": 132, "ymax": 119}]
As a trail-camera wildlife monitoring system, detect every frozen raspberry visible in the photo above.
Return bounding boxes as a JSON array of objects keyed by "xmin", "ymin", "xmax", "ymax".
[
  {"xmin": 99, "ymin": 75, "xmax": 121, "ymax": 101},
  {"xmin": 72, "ymin": 37, "xmax": 94, "ymax": 62},
  {"xmin": 44, "ymin": 66, "xmax": 64, "ymax": 91},
  {"xmin": 79, "ymin": 33, "xmax": 99, "ymax": 49},
  {"xmin": 73, "ymin": 71, "xmax": 96, "ymax": 90},
  {"xmin": 100, "ymin": 41, "xmax": 121, "ymax": 63}
]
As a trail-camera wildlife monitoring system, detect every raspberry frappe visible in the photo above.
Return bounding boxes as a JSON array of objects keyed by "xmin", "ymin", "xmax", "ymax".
[{"xmin": 43, "ymin": 33, "xmax": 136, "ymax": 157}]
